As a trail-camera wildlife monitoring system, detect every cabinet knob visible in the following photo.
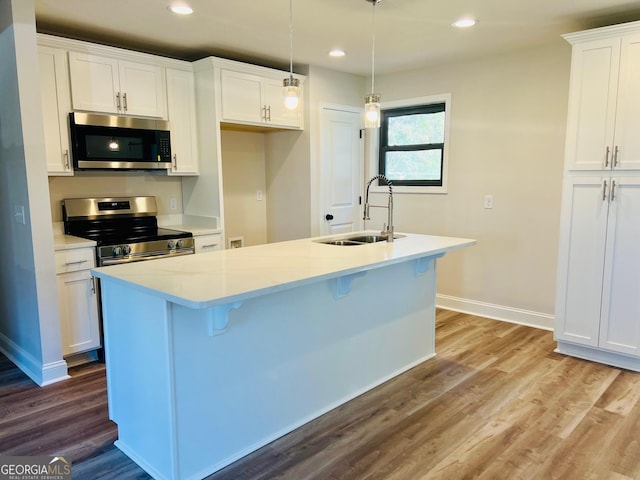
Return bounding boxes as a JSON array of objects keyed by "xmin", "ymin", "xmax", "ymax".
[{"xmin": 325, "ymin": 214, "xmax": 334, "ymax": 221}]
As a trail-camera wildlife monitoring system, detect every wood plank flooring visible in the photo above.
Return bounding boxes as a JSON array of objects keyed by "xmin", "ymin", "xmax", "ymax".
[{"xmin": 2, "ymin": 310, "xmax": 640, "ymax": 479}]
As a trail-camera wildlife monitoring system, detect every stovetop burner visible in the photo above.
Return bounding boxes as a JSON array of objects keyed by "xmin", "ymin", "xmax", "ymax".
[{"xmin": 62, "ymin": 196, "xmax": 195, "ymax": 265}]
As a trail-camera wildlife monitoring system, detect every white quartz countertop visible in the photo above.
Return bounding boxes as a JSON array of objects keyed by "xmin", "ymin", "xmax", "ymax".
[
  {"xmin": 54, "ymin": 234, "xmax": 96, "ymax": 251},
  {"xmin": 161, "ymin": 224, "xmax": 222, "ymax": 236},
  {"xmin": 92, "ymin": 231, "xmax": 475, "ymax": 309}
]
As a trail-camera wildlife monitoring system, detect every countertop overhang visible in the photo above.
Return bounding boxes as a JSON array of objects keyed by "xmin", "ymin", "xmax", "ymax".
[{"xmin": 92, "ymin": 231, "xmax": 475, "ymax": 309}]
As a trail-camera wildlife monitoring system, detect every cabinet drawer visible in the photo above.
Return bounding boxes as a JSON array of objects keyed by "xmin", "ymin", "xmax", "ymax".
[
  {"xmin": 55, "ymin": 248, "xmax": 95, "ymax": 274},
  {"xmin": 195, "ymin": 234, "xmax": 222, "ymax": 253}
]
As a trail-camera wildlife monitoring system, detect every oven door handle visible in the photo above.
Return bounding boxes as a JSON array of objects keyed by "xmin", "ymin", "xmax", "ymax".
[{"xmin": 100, "ymin": 249, "xmax": 194, "ymax": 266}]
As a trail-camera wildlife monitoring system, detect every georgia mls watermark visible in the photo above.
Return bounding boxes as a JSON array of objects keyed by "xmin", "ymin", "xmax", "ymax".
[{"xmin": 0, "ymin": 456, "xmax": 71, "ymax": 480}]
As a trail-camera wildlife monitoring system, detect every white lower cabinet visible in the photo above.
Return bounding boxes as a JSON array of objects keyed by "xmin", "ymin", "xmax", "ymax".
[
  {"xmin": 194, "ymin": 234, "xmax": 222, "ymax": 253},
  {"xmin": 55, "ymin": 248, "xmax": 101, "ymax": 357},
  {"xmin": 555, "ymin": 175, "xmax": 640, "ymax": 365}
]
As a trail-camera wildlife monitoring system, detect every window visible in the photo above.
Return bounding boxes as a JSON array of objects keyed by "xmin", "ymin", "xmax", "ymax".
[{"xmin": 377, "ymin": 98, "xmax": 448, "ymax": 190}]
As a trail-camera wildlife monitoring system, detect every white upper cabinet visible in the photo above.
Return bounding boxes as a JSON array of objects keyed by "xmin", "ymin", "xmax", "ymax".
[
  {"xmin": 611, "ymin": 34, "xmax": 640, "ymax": 170},
  {"xmin": 166, "ymin": 68, "xmax": 199, "ymax": 175},
  {"xmin": 38, "ymin": 45, "xmax": 73, "ymax": 175},
  {"xmin": 564, "ymin": 30, "xmax": 640, "ymax": 170},
  {"xmin": 68, "ymin": 51, "xmax": 167, "ymax": 118},
  {"xmin": 220, "ymin": 68, "xmax": 303, "ymax": 129}
]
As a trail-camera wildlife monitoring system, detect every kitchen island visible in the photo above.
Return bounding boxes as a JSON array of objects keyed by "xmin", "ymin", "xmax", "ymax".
[{"xmin": 92, "ymin": 231, "xmax": 474, "ymax": 480}]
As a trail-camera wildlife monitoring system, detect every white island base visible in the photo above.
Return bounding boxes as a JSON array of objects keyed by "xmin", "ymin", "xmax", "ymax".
[{"xmin": 96, "ymin": 233, "xmax": 474, "ymax": 479}]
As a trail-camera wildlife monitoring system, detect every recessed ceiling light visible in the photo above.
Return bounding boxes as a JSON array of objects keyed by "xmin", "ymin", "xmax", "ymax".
[
  {"xmin": 453, "ymin": 17, "xmax": 477, "ymax": 28},
  {"xmin": 329, "ymin": 49, "xmax": 346, "ymax": 58},
  {"xmin": 169, "ymin": 3, "xmax": 193, "ymax": 15}
]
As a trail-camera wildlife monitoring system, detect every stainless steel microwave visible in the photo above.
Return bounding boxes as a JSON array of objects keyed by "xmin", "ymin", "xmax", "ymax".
[{"xmin": 69, "ymin": 112, "xmax": 172, "ymax": 170}]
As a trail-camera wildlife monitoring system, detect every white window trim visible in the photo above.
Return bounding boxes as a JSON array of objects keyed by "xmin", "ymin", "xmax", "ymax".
[{"xmin": 366, "ymin": 93, "xmax": 451, "ymax": 194}]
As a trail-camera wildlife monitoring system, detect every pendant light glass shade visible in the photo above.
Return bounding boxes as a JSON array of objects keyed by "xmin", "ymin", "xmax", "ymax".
[
  {"xmin": 283, "ymin": 76, "xmax": 300, "ymax": 110},
  {"xmin": 365, "ymin": 0, "xmax": 381, "ymax": 129},
  {"xmin": 364, "ymin": 94, "xmax": 381, "ymax": 128},
  {"xmin": 283, "ymin": 0, "xmax": 299, "ymax": 110}
]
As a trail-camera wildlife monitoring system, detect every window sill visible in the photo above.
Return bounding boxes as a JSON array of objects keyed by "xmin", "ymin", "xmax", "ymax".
[{"xmin": 369, "ymin": 185, "xmax": 448, "ymax": 195}]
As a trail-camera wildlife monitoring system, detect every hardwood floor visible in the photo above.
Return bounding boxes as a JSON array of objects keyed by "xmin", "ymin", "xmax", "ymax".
[{"xmin": 2, "ymin": 310, "xmax": 640, "ymax": 479}]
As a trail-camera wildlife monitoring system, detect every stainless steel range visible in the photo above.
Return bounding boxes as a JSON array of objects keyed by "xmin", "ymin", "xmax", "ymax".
[{"xmin": 62, "ymin": 196, "xmax": 194, "ymax": 266}]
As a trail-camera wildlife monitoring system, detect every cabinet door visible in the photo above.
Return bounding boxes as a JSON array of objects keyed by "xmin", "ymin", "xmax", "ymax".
[
  {"xmin": 166, "ymin": 68, "xmax": 199, "ymax": 175},
  {"xmin": 118, "ymin": 60, "xmax": 166, "ymax": 118},
  {"xmin": 38, "ymin": 46, "xmax": 73, "ymax": 175},
  {"xmin": 57, "ymin": 270, "xmax": 101, "ymax": 356},
  {"xmin": 611, "ymin": 34, "xmax": 640, "ymax": 170},
  {"xmin": 194, "ymin": 234, "xmax": 223, "ymax": 253},
  {"xmin": 262, "ymin": 77, "xmax": 303, "ymax": 129},
  {"xmin": 564, "ymin": 38, "xmax": 620, "ymax": 170},
  {"xmin": 220, "ymin": 69, "xmax": 263, "ymax": 124},
  {"xmin": 554, "ymin": 176, "xmax": 609, "ymax": 346},
  {"xmin": 599, "ymin": 177, "xmax": 640, "ymax": 354},
  {"xmin": 68, "ymin": 51, "xmax": 120, "ymax": 113}
]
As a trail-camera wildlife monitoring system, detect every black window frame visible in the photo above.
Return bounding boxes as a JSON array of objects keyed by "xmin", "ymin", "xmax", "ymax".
[{"xmin": 378, "ymin": 102, "xmax": 446, "ymax": 187}]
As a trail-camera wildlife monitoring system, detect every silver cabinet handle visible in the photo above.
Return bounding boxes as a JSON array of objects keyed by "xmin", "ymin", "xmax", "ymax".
[
  {"xmin": 90, "ymin": 276, "xmax": 96, "ymax": 294},
  {"xmin": 123, "ymin": 92, "xmax": 128, "ymax": 112},
  {"xmin": 63, "ymin": 149, "xmax": 70, "ymax": 169},
  {"xmin": 261, "ymin": 105, "xmax": 267, "ymax": 121},
  {"xmin": 173, "ymin": 153, "xmax": 177, "ymax": 171},
  {"xmin": 605, "ymin": 146, "xmax": 610, "ymax": 168},
  {"xmin": 267, "ymin": 105, "xmax": 271, "ymax": 121},
  {"xmin": 613, "ymin": 145, "xmax": 619, "ymax": 167},
  {"xmin": 64, "ymin": 260, "xmax": 88, "ymax": 266},
  {"xmin": 116, "ymin": 92, "xmax": 121, "ymax": 111},
  {"xmin": 611, "ymin": 180, "xmax": 617, "ymax": 200},
  {"xmin": 202, "ymin": 243, "xmax": 218, "ymax": 249},
  {"xmin": 603, "ymin": 179, "xmax": 608, "ymax": 201}
]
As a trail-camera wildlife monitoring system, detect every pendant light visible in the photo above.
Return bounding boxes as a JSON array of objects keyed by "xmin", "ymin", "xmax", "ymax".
[
  {"xmin": 364, "ymin": 0, "xmax": 381, "ymax": 128},
  {"xmin": 283, "ymin": 0, "xmax": 300, "ymax": 110}
]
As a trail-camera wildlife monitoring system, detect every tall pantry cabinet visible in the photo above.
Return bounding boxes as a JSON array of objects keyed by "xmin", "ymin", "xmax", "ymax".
[{"xmin": 555, "ymin": 21, "xmax": 640, "ymax": 371}]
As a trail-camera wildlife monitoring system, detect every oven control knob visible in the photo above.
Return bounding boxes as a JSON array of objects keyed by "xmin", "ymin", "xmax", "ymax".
[
  {"xmin": 112, "ymin": 246, "xmax": 122, "ymax": 256},
  {"xmin": 122, "ymin": 245, "xmax": 131, "ymax": 255},
  {"xmin": 168, "ymin": 240, "xmax": 175, "ymax": 249},
  {"xmin": 176, "ymin": 240, "xmax": 184, "ymax": 249}
]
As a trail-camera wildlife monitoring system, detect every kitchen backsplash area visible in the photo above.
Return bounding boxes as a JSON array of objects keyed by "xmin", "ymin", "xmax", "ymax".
[{"xmin": 48, "ymin": 173, "xmax": 184, "ymax": 223}]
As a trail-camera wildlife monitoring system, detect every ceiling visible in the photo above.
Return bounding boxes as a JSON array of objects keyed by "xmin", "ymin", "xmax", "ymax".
[{"xmin": 35, "ymin": 0, "xmax": 640, "ymax": 76}]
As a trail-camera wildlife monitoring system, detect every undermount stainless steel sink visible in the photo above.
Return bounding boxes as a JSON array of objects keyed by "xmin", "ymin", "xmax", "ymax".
[
  {"xmin": 321, "ymin": 240, "xmax": 366, "ymax": 246},
  {"xmin": 316, "ymin": 234, "xmax": 405, "ymax": 246}
]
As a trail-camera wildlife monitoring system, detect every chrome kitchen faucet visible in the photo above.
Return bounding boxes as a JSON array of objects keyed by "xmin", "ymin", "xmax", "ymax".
[{"xmin": 363, "ymin": 174, "xmax": 394, "ymax": 242}]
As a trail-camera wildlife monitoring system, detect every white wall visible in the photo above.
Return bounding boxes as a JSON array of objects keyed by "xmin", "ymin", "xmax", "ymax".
[
  {"xmin": 0, "ymin": 0, "xmax": 67, "ymax": 385},
  {"xmin": 306, "ymin": 65, "xmax": 366, "ymax": 237},
  {"xmin": 221, "ymin": 129, "xmax": 267, "ymax": 246},
  {"xmin": 369, "ymin": 41, "xmax": 572, "ymax": 327}
]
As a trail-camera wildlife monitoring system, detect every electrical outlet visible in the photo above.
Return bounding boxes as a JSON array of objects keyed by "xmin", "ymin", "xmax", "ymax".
[
  {"xmin": 170, "ymin": 197, "xmax": 177, "ymax": 210},
  {"xmin": 484, "ymin": 195, "xmax": 494, "ymax": 209},
  {"xmin": 256, "ymin": 190, "xmax": 263, "ymax": 201}
]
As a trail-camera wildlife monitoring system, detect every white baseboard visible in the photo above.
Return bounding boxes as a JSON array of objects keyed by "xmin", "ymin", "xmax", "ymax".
[
  {"xmin": 0, "ymin": 331, "xmax": 69, "ymax": 386},
  {"xmin": 436, "ymin": 294, "xmax": 554, "ymax": 331}
]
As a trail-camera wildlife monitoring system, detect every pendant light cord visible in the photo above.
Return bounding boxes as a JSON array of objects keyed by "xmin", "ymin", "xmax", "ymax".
[
  {"xmin": 289, "ymin": 0, "xmax": 294, "ymax": 78},
  {"xmin": 370, "ymin": 0, "xmax": 377, "ymax": 94}
]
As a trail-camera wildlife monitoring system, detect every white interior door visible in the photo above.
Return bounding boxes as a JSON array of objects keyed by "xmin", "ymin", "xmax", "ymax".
[{"xmin": 319, "ymin": 106, "xmax": 362, "ymax": 235}]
